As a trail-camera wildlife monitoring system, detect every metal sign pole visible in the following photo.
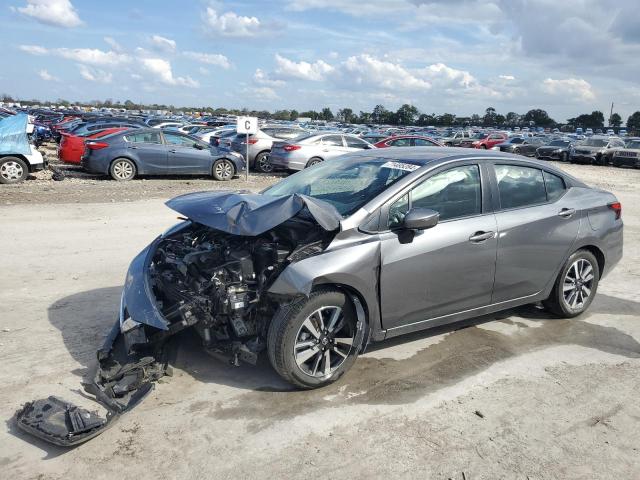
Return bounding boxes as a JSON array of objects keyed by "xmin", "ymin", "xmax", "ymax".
[{"xmin": 245, "ymin": 132, "xmax": 249, "ymax": 182}]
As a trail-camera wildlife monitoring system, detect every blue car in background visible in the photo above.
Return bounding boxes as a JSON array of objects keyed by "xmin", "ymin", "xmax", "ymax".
[{"xmin": 81, "ymin": 128, "xmax": 246, "ymax": 181}]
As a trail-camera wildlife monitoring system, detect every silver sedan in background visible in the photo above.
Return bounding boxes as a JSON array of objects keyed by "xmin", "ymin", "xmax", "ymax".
[{"xmin": 270, "ymin": 132, "xmax": 375, "ymax": 170}]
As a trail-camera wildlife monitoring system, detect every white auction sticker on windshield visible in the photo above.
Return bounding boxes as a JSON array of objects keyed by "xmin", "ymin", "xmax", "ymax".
[{"xmin": 381, "ymin": 161, "xmax": 420, "ymax": 172}]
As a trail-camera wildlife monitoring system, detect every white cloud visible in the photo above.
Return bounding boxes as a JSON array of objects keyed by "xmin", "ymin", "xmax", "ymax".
[
  {"xmin": 21, "ymin": 44, "xmax": 131, "ymax": 66},
  {"xmin": 14, "ymin": 0, "xmax": 82, "ymax": 28},
  {"xmin": 418, "ymin": 63, "xmax": 475, "ymax": 89},
  {"xmin": 141, "ymin": 58, "xmax": 199, "ymax": 88},
  {"xmin": 38, "ymin": 69, "xmax": 58, "ymax": 81},
  {"xmin": 203, "ymin": 7, "xmax": 262, "ymax": 37},
  {"xmin": 20, "ymin": 44, "xmax": 48, "ymax": 55},
  {"xmin": 542, "ymin": 78, "xmax": 595, "ymax": 102},
  {"xmin": 150, "ymin": 35, "xmax": 176, "ymax": 53},
  {"xmin": 103, "ymin": 36, "xmax": 122, "ymax": 52},
  {"xmin": 254, "ymin": 68, "xmax": 285, "ymax": 87},
  {"xmin": 56, "ymin": 47, "xmax": 130, "ymax": 66},
  {"xmin": 341, "ymin": 54, "xmax": 430, "ymax": 91},
  {"xmin": 243, "ymin": 86, "xmax": 280, "ymax": 101},
  {"xmin": 499, "ymin": 74, "xmax": 515, "ymax": 80},
  {"xmin": 183, "ymin": 51, "xmax": 231, "ymax": 69},
  {"xmin": 199, "ymin": 67, "xmax": 210, "ymax": 75},
  {"xmin": 274, "ymin": 54, "xmax": 334, "ymax": 81},
  {"xmin": 78, "ymin": 65, "xmax": 112, "ymax": 83}
]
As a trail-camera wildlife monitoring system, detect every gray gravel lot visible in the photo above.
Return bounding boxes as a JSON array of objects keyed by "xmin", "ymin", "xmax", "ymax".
[{"xmin": 0, "ymin": 151, "xmax": 639, "ymax": 479}]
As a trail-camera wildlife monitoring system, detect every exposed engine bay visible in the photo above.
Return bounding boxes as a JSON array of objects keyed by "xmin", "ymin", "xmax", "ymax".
[
  {"xmin": 15, "ymin": 204, "xmax": 336, "ymax": 447},
  {"xmin": 149, "ymin": 217, "xmax": 331, "ymax": 365}
]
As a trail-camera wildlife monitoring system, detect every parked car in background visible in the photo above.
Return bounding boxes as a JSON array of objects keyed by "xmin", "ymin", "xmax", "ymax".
[
  {"xmin": 81, "ymin": 129, "xmax": 245, "ymax": 181},
  {"xmin": 0, "ymin": 113, "xmax": 47, "ymax": 184},
  {"xmin": 471, "ymin": 133, "xmax": 507, "ymax": 149},
  {"xmin": 230, "ymin": 126, "xmax": 306, "ymax": 173},
  {"xmin": 269, "ymin": 133, "xmax": 374, "ymax": 171},
  {"xmin": 535, "ymin": 139, "xmax": 573, "ymax": 162},
  {"xmin": 373, "ymin": 135, "xmax": 442, "ymax": 148},
  {"xmin": 611, "ymin": 139, "xmax": 640, "ymax": 168},
  {"xmin": 69, "ymin": 119, "xmax": 144, "ymax": 137},
  {"xmin": 442, "ymin": 130, "xmax": 474, "ymax": 147},
  {"xmin": 493, "ymin": 137, "xmax": 545, "ymax": 156},
  {"xmin": 569, "ymin": 136, "xmax": 625, "ymax": 165},
  {"xmin": 59, "ymin": 127, "xmax": 129, "ymax": 164}
]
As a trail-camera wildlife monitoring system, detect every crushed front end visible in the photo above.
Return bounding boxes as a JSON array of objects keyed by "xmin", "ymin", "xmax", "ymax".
[{"xmin": 16, "ymin": 191, "xmax": 340, "ymax": 447}]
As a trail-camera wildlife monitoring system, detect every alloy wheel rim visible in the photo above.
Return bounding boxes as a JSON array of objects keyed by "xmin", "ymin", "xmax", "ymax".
[
  {"xmin": 293, "ymin": 306, "xmax": 354, "ymax": 378},
  {"xmin": 1, "ymin": 161, "xmax": 24, "ymax": 180},
  {"xmin": 563, "ymin": 258, "xmax": 595, "ymax": 309},
  {"xmin": 258, "ymin": 155, "xmax": 273, "ymax": 172},
  {"xmin": 215, "ymin": 160, "xmax": 233, "ymax": 179},
  {"xmin": 114, "ymin": 161, "xmax": 133, "ymax": 179}
]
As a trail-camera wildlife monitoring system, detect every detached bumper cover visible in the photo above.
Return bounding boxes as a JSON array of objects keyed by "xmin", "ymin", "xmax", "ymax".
[{"xmin": 15, "ymin": 320, "xmax": 169, "ymax": 447}]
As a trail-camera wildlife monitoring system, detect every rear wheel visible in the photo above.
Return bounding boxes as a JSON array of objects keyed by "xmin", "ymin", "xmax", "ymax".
[
  {"xmin": 212, "ymin": 158, "xmax": 235, "ymax": 181},
  {"xmin": 254, "ymin": 151, "xmax": 273, "ymax": 173},
  {"xmin": 268, "ymin": 289, "xmax": 360, "ymax": 389},
  {"xmin": 109, "ymin": 158, "xmax": 136, "ymax": 181},
  {"xmin": 561, "ymin": 152, "xmax": 569, "ymax": 162},
  {"xmin": 306, "ymin": 157, "xmax": 323, "ymax": 168},
  {"xmin": 0, "ymin": 157, "xmax": 28, "ymax": 184},
  {"xmin": 480, "ymin": 144, "xmax": 487, "ymax": 149},
  {"xmin": 543, "ymin": 249, "xmax": 599, "ymax": 318}
]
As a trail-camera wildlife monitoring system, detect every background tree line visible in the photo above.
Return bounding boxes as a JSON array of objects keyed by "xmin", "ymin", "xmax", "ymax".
[{"xmin": 3, "ymin": 94, "xmax": 640, "ymax": 132}]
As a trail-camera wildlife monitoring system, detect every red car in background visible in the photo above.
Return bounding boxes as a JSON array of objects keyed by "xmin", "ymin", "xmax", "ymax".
[
  {"xmin": 59, "ymin": 127, "xmax": 129, "ymax": 164},
  {"xmin": 374, "ymin": 135, "xmax": 444, "ymax": 148},
  {"xmin": 472, "ymin": 132, "xmax": 507, "ymax": 149}
]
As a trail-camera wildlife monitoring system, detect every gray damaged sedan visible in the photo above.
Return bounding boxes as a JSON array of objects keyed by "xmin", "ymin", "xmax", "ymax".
[{"xmin": 17, "ymin": 148, "xmax": 623, "ymax": 446}]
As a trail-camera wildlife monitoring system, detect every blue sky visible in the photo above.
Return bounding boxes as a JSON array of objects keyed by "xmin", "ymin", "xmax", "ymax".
[{"xmin": 2, "ymin": 0, "xmax": 640, "ymax": 121}]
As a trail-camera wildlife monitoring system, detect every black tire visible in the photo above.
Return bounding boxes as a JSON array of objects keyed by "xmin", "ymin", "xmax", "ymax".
[
  {"xmin": 212, "ymin": 158, "xmax": 235, "ymax": 181},
  {"xmin": 561, "ymin": 152, "xmax": 569, "ymax": 162},
  {"xmin": 612, "ymin": 158, "xmax": 621, "ymax": 168},
  {"xmin": 514, "ymin": 147, "xmax": 521, "ymax": 155},
  {"xmin": 542, "ymin": 249, "xmax": 600, "ymax": 318},
  {"xmin": 109, "ymin": 158, "xmax": 136, "ymax": 181},
  {"xmin": 480, "ymin": 144, "xmax": 487, "ymax": 149},
  {"xmin": 267, "ymin": 288, "xmax": 361, "ymax": 389},
  {"xmin": 0, "ymin": 156, "xmax": 28, "ymax": 184},
  {"xmin": 306, "ymin": 157, "xmax": 323, "ymax": 168},
  {"xmin": 254, "ymin": 151, "xmax": 273, "ymax": 173}
]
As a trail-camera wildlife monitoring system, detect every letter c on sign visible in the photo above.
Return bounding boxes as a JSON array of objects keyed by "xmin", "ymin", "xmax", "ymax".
[{"xmin": 245, "ymin": 120, "xmax": 251, "ymax": 131}]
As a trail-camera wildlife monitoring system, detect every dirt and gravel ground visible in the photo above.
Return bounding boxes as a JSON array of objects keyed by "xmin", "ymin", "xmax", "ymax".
[{"xmin": 1, "ymin": 147, "xmax": 639, "ymax": 479}]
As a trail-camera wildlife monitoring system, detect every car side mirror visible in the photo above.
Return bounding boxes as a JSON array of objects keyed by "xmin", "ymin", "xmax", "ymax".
[
  {"xmin": 402, "ymin": 208, "xmax": 439, "ymax": 230},
  {"xmin": 194, "ymin": 143, "xmax": 204, "ymax": 150}
]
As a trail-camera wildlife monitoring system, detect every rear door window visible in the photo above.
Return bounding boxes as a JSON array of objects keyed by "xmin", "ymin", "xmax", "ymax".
[
  {"xmin": 163, "ymin": 133, "xmax": 198, "ymax": 147},
  {"xmin": 345, "ymin": 136, "xmax": 370, "ymax": 149},
  {"xmin": 321, "ymin": 135, "xmax": 344, "ymax": 147},
  {"xmin": 543, "ymin": 171, "xmax": 566, "ymax": 202},
  {"xmin": 389, "ymin": 138, "xmax": 411, "ymax": 147},
  {"xmin": 495, "ymin": 165, "xmax": 546, "ymax": 209},
  {"xmin": 413, "ymin": 138, "xmax": 437, "ymax": 146},
  {"xmin": 125, "ymin": 132, "xmax": 162, "ymax": 144}
]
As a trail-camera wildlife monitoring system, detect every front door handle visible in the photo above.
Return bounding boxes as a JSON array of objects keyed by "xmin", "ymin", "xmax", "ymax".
[
  {"xmin": 168, "ymin": 149, "xmax": 176, "ymax": 153},
  {"xmin": 129, "ymin": 145, "xmax": 138, "ymax": 149},
  {"xmin": 469, "ymin": 231, "xmax": 495, "ymax": 243},
  {"xmin": 558, "ymin": 208, "xmax": 576, "ymax": 218}
]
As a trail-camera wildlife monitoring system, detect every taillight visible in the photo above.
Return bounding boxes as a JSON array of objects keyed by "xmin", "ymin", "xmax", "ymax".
[
  {"xmin": 283, "ymin": 144, "xmax": 301, "ymax": 151},
  {"xmin": 86, "ymin": 141, "xmax": 109, "ymax": 150},
  {"xmin": 245, "ymin": 138, "xmax": 259, "ymax": 145},
  {"xmin": 608, "ymin": 202, "xmax": 622, "ymax": 220}
]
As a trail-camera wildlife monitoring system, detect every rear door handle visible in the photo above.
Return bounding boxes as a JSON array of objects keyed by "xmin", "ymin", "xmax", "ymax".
[
  {"xmin": 558, "ymin": 208, "xmax": 576, "ymax": 218},
  {"xmin": 129, "ymin": 146, "xmax": 138, "ymax": 149},
  {"xmin": 168, "ymin": 149, "xmax": 176, "ymax": 153},
  {"xmin": 469, "ymin": 231, "xmax": 495, "ymax": 243}
]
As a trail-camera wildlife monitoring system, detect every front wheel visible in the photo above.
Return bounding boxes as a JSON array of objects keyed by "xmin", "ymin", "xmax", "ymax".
[
  {"xmin": 561, "ymin": 152, "xmax": 569, "ymax": 162},
  {"xmin": 254, "ymin": 151, "xmax": 273, "ymax": 173},
  {"xmin": 0, "ymin": 157, "xmax": 28, "ymax": 184},
  {"xmin": 110, "ymin": 158, "xmax": 136, "ymax": 181},
  {"xmin": 267, "ymin": 289, "xmax": 361, "ymax": 389},
  {"xmin": 212, "ymin": 158, "xmax": 235, "ymax": 181},
  {"xmin": 542, "ymin": 249, "xmax": 599, "ymax": 318}
]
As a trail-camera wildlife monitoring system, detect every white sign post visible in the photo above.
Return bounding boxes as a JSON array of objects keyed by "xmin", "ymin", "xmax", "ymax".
[{"xmin": 236, "ymin": 116, "xmax": 258, "ymax": 181}]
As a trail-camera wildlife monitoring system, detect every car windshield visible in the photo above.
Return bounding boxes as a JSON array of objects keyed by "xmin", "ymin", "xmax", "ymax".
[
  {"xmin": 627, "ymin": 141, "xmax": 640, "ymax": 149},
  {"xmin": 510, "ymin": 137, "xmax": 525, "ymax": 144},
  {"xmin": 262, "ymin": 156, "xmax": 421, "ymax": 217},
  {"xmin": 472, "ymin": 133, "xmax": 486, "ymax": 140},
  {"xmin": 549, "ymin": 140, "xmax": 569, "ymax": 146},
  {"xmin": 584, "ymin": 138, "xmax": 607, "ymax": 147}
]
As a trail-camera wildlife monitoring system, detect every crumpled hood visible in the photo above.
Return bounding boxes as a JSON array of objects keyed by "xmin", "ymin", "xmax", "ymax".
[{"xmin": 165, "ymin": 190, "xmax": 342, "ymax": 236}]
